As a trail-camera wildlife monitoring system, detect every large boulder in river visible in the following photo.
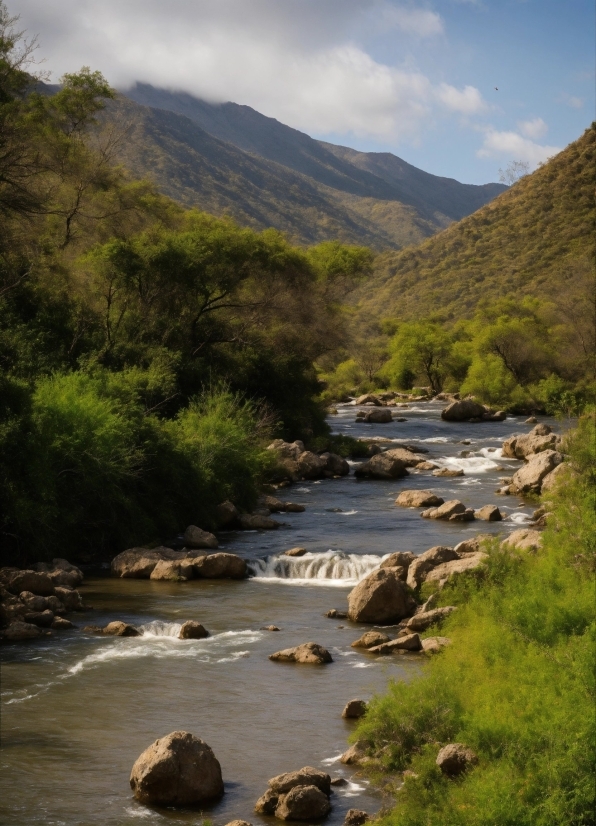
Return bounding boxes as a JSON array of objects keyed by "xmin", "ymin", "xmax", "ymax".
[
  {"xmin": 1, "ymin": 620, "xmax": 42, "ymax": 640},
  {"xmin": 320, "ymin": 452, "xmax": 350, "ymax": 476},
  {"xmin": 512, "ymin": 450, "xmax": 563, "ymax": 493},
  {"xmin": 269, "ymin": 642, "xmax": 333, "ymax": 664},
  {"xmin": 420, "ymin": 500, "xmax": 466, "ymax": 521},
  {"xmin": 406, "ymin": 546, "xmax": 460, "ymax": 589},
  {"xmin": 396, "ymin": 490, "xmax": 444, "ymax": 508},
  {"xmin": 269, "ymin": 766, "xmax": 331, "ymax": 796},
  {"xmin": 502, "ymin": 425, "xmax": 561, "ymax": 459},
  {"xmin": 384, "ymin": 448, "xmax": 426, "ymax": 467},
  {"xmin": 275, "ymin": 785, "xmax": 331, "ymax": 821},
  {"xmin": 130, "ymin": 731, "xmax": 224, "ymax": 807},
  {"xmin": 297, "ymin": 451, "xmax": 327, "ymax": 479},
  {"xmin": 111, "ymin": 547, "xmax": 186, "ymax": 578},
  {"xmin": 347, "ymin": 568, "xmax": 412, "ymax": 623},
  {"xmin": 184, "ymin": 525, "xmax": 218, "ymax": 549},
  {"xmin": 350, "ymin": 630, "xmax": 391, "ymax": 649},
  {"xmin": 441, "ymin": 400, "xmax": 486, "ymax": 422},
  {"xmin": 150, "ymin": 560, "xmax": 194, "ymax": 581},
  {"xmin": 354, "ymin": 453, "xmax": 409, "ymax": 480},
  {"xmin": 193, "ymin": 553, "xmax": 247, "ymax": 579},
  {"xmin": 179, "ymin": 621, "xmax": 209, "ymax": 639},
  {"xmin": 362, "ymin": 408, "xmax": 392, "ymax": 423}
]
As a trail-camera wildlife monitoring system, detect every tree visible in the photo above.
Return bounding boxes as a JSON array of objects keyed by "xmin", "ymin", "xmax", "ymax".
[
  {"xmin": 498, "ymin": 159, "xmax": 530, "ymax": 186},
  {"xmin": 385, "ymin": 321, "xmax": 454, "ymax": 393}
]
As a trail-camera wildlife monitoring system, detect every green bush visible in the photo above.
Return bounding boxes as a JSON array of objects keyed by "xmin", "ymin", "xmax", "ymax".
[
  {"xmin": 354, "ymin": 417, "xmax": 595, "ymax": 826},
  {"xmin": 0, "ymin": 372, "xmax": 273, "ymax": 564}
]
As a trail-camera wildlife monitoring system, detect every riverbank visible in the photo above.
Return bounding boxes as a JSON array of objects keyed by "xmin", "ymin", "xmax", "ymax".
[{"xmin": 0, "ymin": 403, "xmax": 581, "ymax": 825}]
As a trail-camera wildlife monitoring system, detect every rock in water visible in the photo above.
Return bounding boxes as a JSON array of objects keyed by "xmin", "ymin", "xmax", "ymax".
[
  {"xmin": 441, "ymin": 400, "xmax": 486, "ymax": 422},
  {"xmin": 178, "ymin": 621, "xmax": 209, "ymax": 639},
  {"xmin": 436, "ymin": 743, "xmax": 478, "ymax": 776},
  {"xmin": 275, "ymin": 785, "xmax": 331, "ymax": 821},
  {"xmin": 354, "ymin": 453, "xmax": 409, "ymax": 479},
  {"xmin": 395, "ymin": 490, "xmax": 444, "ymax": 508},
  {"xmin": 350, "ymin": 630, "xmax": 390, "ymax": 649},
  {"xmin": 130, "ymin": 731, "xmax": 224, "ymax": 807},
  {"xmin": 474, "ymin": 505, "xmax": 502, "ymax": 521},
  {"xmin": 269, "ymin": 642, "xmax": 333, "ymax": 664},
  {"xmin": 269, "ymin": 767, "xmax": 331, "ymax": 795},
  {"xmin": 344, "ymin": 810, "xmax": 369, "ymax": 826},
  {"xmin": 342, "ymin": 699, "xmax": 367, "ymax": 719},
  {"xmin": 193, "ymin": 553, "xmax": 247, "ymax": 579},
  {"xmin": 103, "ymin": 621, "xmax": 140, "ymax": 637},
  {"xmin": 406, "ymin": 546, "xmax": 460, "ymax": 589},
  {"xmin": 347, "ymin": 568, "xmax": 411, "ymax": 623}
]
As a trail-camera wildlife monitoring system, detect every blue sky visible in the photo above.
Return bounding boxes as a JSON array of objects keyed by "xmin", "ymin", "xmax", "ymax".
[{"xmin": 15, "ymin": 0, "xmax": 595, "ymax": 183}]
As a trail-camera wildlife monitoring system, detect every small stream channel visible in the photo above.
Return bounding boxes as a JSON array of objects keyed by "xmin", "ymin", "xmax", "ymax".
[{"xmin": 0, "ymin": 401, "xmax": 560, "ymax": 826}]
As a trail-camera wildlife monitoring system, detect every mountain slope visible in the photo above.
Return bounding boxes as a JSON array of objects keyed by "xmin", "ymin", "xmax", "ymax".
[
  {"xmin": 354, "ymin": 124, "xmax": 594, "ymax": 320},
  {"xmin": 119, "ymin": 83, "xmax": 505, "ymax": 246}
]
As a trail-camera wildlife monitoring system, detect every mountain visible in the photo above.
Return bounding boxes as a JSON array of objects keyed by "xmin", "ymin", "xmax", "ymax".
[
  {"xmin": 109, "ymin": 83, "xmax": 506, "ymax": 249},
  {"xmin": 353, "ymin": 124, "xmax": 594, "ymax": 320}
]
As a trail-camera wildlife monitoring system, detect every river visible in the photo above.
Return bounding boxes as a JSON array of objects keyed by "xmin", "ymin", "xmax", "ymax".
[{"xmin": 0, "ymin": 401, "xmax": 557, "ymax": 826}]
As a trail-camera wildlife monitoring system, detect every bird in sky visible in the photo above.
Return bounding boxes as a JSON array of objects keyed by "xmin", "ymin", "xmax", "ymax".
[{"xmin": 494, "ymin": 86, "xmax": 499, "ymax": 90}]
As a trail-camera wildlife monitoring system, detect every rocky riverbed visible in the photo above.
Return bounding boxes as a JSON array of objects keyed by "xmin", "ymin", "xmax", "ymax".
[{"xmin": 0, "ymin": 400, "xmax": 566, "ymax": 826}]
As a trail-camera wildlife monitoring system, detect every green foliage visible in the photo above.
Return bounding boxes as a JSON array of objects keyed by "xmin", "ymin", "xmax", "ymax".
[
  {"xmin": 0, "ymin": 374, "xmax": 272, "ymax": 564},
  {"xmin": 354, "ymin": 419, "xmax": 596, "ymax": 826},
  {"xmin": 307, "ymin": 432, "xmax": 370, "ymax": 458},
  {"xmin": 382, "ymin": 321, "xmax": 455, "ymax": 393}
]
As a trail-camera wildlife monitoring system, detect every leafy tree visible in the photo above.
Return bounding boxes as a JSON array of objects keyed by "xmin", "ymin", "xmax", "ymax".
[{"xmin": 384, "ymin": 321, "xmax": 455, "ymax": 393}]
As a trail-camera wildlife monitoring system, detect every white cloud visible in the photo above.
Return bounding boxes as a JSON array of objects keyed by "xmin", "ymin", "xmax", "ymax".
[
  {"xmin": 477, "ymin": 128, "xmax": 561, "ymax": 168},
  {"xmin": 14, "ymin": 0, "xmax": 485, "ymax": 145},
  {"xmin": 517, "ymin": 117, "xmax": 548, "ymax": 139},
  {"xmin": 436, "ymin": 83, "xmax": 487, "ymax": 113}
]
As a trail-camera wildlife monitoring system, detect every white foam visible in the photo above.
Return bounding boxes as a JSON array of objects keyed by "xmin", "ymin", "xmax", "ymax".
[
  {"xmin": 296, "ymin": 487, "xmax": 311, "ymax": 493},
  {"xmin": 321, "ymin": 753, "xmax": 343, "ymax": 765},
  {"xmin": 434, "ymin": 453, "xmax": 500, "ymax": 474},
  {"xmin": 67, "ymin": 630, "xmax": 262, "ymax": 675},
  {"xmin": 342, "ymin": 510, "xmax": 358, "ymax": 515},
  {"xmin": 248, "ymin": 551, "xmax": 383, "ymax": 587},
  {"xmin": 509, "ymin": 511, "xmax": 534, "ymax": 525}
]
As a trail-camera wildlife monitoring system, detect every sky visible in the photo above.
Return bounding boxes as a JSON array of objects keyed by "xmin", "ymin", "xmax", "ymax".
[{"xmin": 13, "ymin": 0, "xmax": 595, "ymax": 184}]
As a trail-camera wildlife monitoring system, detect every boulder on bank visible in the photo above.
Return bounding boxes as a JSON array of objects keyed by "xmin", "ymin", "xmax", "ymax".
[
  {"xmin": 502, "ymin": 425, "xmax": 561, "ymax": 459},
  {"xmin": 24, "ymin": 609, "xmax": 54, "ymax": 627},
  {"xmin": 0, "ymin": 569, "xmax": 55, "ymax": 597},
  {"xmin": 215, "ymin": 500, "xmax": 241, "ymax": 527},
  {"xmin": 178, "ymin": 621, "xmax": 209, "ymax": 639},
  {"xmin": 441, "ymin": 400, "xmax": 486, "ymax": 422},
  {"xmin": 342, "ymin": 699, "xmax": 367, "ymax": 719},
  {"xmin": 1, "ymin": 620, "xmax": 41, "ymax": 640},
  {"xmin": 239, "ymin": 513, "xmax": 281, "ymax": 530},
  {"xmin": 380, "ymin": 551, "xmax": 415, "ymax": 573},
  {"xmin": 406, "ymin": 546, "xmax": 460, "ymax": 589},
  {"xmin": 406, "ymin": 606, "xmax": 456, "ymax": 632},
  {"xmin": 436, "ymin": 743, "xmax": 478, "ymax": 777},
  {"xmin": 297, "ymin": 451, "xmax": 328, "ymax": 479},
  {"xmin": 130, "ymin": 731, "xmax": 224, "ymax": 807},
  {"xmin": 501, "ymin": 529, "xmax": 543, "ymax": 552},
  {"xmin": 354, "ymin": 453, "xmax": 409, "ymax": 480},
  {"xmin": 540, "ymin": 461, "xmax": 576, "ymax": 494},
  {"xmin": 348, "ymin": 568, "xmax": 412, "ymax": 623},
  {"xmin": 269, "ymin": 642, "xmax": 333, "ymax": 664},
  {"xmin": 422, "ymin": 636, "xmax": 452, "ymax": 654},
  {"xmin": 35, "ymin": 559, "xmax": 84, "ymax": 589},
  {"xmin": 512, "ymin": 450, "xmax": 563, "ymax": 493},
  {"xmin": 256, "ymin": 766, "xmax": 332, "ymax": 822},
  {"xmin": 193, "ymin": 553, "xmax": 247, "ymax": 579},
  {"xmin": 260, "ymin": 495, "xmax": 305, "ymax": 513},
  {"xmin": 350, "ymin": 630, "xmax": 391, "ymax": 649},
  {"xmin": 395, "ymin": 490, "xmax": 444, "ymax": 508},
  {"xmin": 267, "ymin": 439, "xmax": 305, "ymax": 461},
  {"xmin": 424, "ymin": 553, "xmax": 488, "ymax": 587},
  {"xmin": 340, "ymin": 741, "xmax": 370, "ymax": 765},
  {"xmin": 344, "ymin": 810, "xmax": 369, "ymax": 826},
  {"xmin": 368, "ymin": 633, "xmax": 422, "ymax": 654},
  {"xmin": 184, "ymin": 525, "xmax": 219, "ymax": 549}
]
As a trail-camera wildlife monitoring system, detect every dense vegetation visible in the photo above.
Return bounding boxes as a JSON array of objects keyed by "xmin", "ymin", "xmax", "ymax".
[
  {"xmin": 321, "ymin": 127, "xmax": 595, "ymax": 412},
  {"xmin": 355, "ymin": 416, "xmax": 595, "ymax": 826},
  {"xmin": 0, "ymin": 7, "xmax": 371, "ymax": 565}
]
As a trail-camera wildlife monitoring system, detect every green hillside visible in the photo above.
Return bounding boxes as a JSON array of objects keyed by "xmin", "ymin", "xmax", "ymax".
[{"xmin": 356, "ymin": 124, "xmax": 594, "ymax": 320}]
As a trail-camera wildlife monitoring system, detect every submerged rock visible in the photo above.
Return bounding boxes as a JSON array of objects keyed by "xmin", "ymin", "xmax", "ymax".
[
  {"xmin": 275, "ymin": 785, "xmax": 331, "ymax": 821},
  {"xmin": 130, "ymin": 731, "xmax": 224, "ymax": 806}
]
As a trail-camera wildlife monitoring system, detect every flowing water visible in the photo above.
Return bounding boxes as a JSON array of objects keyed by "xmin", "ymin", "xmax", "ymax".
[{"xmin": 0, "ymin": 402, "xmax": 560, "ymax": 826}]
